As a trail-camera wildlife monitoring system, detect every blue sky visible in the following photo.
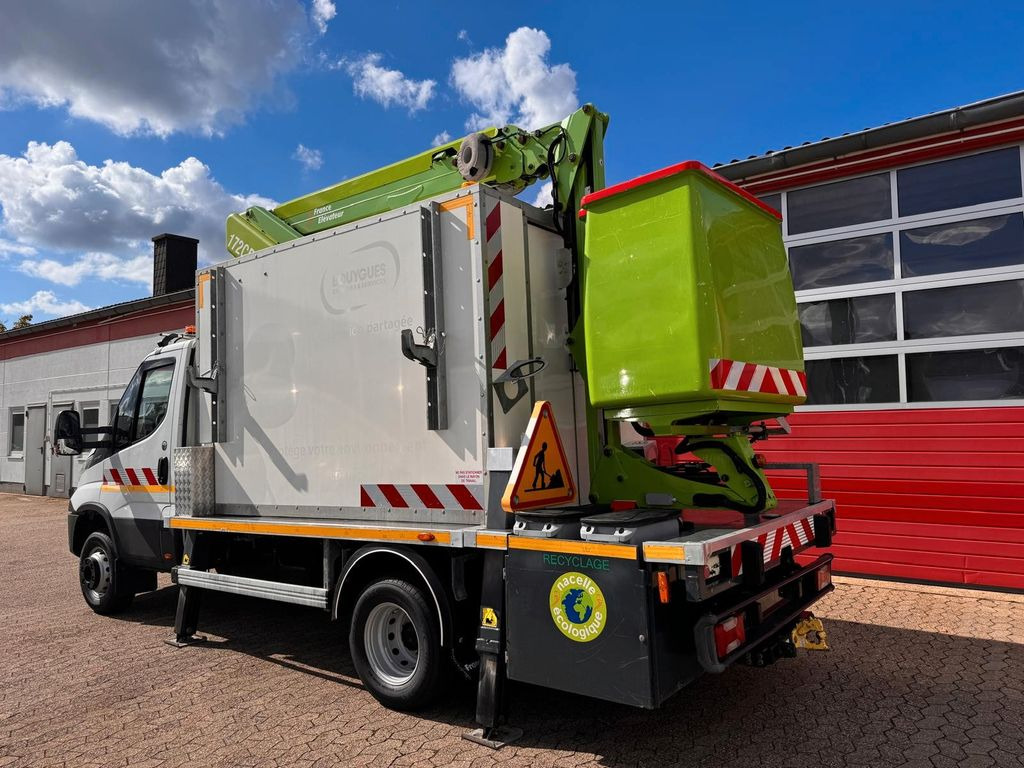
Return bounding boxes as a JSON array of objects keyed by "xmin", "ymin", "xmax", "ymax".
[{"xmin": 1, "ymin": 1, "xmax": 1023, "ymax": 324}]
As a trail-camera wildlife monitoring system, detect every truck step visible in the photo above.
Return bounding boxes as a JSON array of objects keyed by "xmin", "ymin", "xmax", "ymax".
[{"xmin": 174, "ymin": 568, "xmax": 328, "ymax": 609}]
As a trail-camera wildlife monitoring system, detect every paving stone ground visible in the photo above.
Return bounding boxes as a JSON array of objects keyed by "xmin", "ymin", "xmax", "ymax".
[{"xmin": 1, "ymin": 493, "xmax": 1022, "ymax": 768}]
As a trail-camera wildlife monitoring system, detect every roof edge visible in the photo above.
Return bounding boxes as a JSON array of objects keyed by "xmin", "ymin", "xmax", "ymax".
[
  {"xmin": 715, "ymin": 90, "xmax": 1024, "ymax": 182},
  {"xmin": 0, "ymin": 289, "xmax": 194, "ymax": 343}
]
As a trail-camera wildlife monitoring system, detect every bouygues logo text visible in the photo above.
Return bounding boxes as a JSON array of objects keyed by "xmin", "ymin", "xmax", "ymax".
[{"xmin": 320, "ymin": 240, "xmax": 400, "ymax": 315}]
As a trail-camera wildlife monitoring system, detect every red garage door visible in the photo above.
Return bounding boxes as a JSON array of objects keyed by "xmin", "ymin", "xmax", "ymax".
[{"xmin": 761, "ymin": 406, "xmax": 1024, "ymax": 591}]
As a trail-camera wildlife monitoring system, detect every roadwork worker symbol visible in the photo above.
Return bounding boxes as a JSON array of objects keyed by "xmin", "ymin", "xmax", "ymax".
[
  {"xmin": 481, "ymin": 607, "xmax": 498, "ymax": 628},
  {"xmin": 502, "ymin": 400, "xmax": 576, "ymax": 511}
]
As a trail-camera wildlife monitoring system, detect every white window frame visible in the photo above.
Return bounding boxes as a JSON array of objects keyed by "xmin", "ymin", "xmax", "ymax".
[{"xmin": 779, "ymin": 143, "xmax": 1024, "ymax": 410}]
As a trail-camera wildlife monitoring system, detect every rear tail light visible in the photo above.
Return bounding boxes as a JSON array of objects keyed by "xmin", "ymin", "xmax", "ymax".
[
  {"xmin": 816, "ymin": 563, "xmax": 832, "ymax": 592},
  {"xmin": 713, "ymin": 614, "xmax": 746, "ymax": 660}
]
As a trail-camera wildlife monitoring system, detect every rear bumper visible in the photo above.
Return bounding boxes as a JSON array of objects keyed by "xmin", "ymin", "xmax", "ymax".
[{"xmin": 694, "ymin": 553, "xmax": 833, "ymax": 673}]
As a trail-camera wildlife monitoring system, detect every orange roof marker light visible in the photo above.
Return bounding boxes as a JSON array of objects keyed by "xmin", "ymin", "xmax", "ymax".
[{"xmin": 184, "ymin": 325, "xmax": 196, "ymax": 335}]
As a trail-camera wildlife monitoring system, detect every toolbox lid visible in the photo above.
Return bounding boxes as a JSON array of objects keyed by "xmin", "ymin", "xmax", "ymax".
[
  {"xmin": 580, "ymin": 508, "xmax": 680, "ymax": 527},
  {"xmin": 579, "ymin": 160, "xmax": 781, "ymax": 220},
  {"xmin": 514, "ymin": 507, "xmax": 589, "ymax": 522}
]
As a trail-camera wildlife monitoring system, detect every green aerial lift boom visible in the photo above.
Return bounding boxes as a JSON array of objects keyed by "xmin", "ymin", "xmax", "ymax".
[{"xmin": 226, "ymin": 104, "xmax": 607, "ymax": 260}]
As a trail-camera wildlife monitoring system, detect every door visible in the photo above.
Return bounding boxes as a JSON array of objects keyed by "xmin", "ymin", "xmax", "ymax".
[
  {"xmin": 49, "ymin": 402, "xmax": 73, "ymax": 498},
  {"xmin": 102, "ymin": 355, "xmax": 179, "ymax": 568},
  {"xmin": 24, "ymin": 406, "xmax": 46, "ymax": 495}
]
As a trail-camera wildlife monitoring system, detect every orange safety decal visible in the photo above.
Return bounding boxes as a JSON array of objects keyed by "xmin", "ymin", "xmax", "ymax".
[
  {"xmin": 508, "ymin": 536, "xmax": 636, "ymax": 561},
  {"xmin": 168, "ymin": 517, "xmax": 452, "ymax": 544},
  {"xmin": 438, "ymin": 196, "xmax": 475, "ymax": 240},
  {"xmin": 197, "ymin": 272, "xmax": 211, "ymax": 309},
  {"xmin": 502, "ymin": 400, "xmax": 577, "ymax": 512},
  {"xmin": 475, "ymin": 532, "xmax": 508, "ymax": 550}
]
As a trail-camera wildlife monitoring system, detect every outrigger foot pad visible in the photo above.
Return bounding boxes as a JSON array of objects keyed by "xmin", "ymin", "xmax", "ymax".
[
  {"xmin": 463, "ymin": 726, "xmax": 523, "ymax": 749},
  {"xmin": 164, "ymin": 634, "xmax": 208, "ymax": 648}
]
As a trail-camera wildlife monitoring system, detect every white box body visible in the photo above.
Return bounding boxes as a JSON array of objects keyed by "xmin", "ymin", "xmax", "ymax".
[{"xmin": 196, "ymin": 187, "xmax": 587, "ymax": 523}]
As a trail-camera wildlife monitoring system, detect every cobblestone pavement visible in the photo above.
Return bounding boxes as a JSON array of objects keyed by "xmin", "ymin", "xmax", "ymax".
[{"xmin": 2, "ymin": 494, "xmax": 1022, "ymax": 768}]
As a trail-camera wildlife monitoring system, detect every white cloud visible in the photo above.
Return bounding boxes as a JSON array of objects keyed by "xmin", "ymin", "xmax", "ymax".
[
  {"xmin": 0, "ymin": 239, "xmax": 36, "ymax": 258},
  {"xmin": 0, "ymin": 290, "xmax": 90, "ymax": 320},
  {"xmin": 0, "ymin": 140, "xmax": 275, "ymax": 268},
  {"xmin": 457, "ymin": 29, "xmax": 471, "ymax": 43},
  {"xmin": 0, "ymin": 1, "xmax": 318, "ymax": 137},
  {"xmin": 347, "ymin": 54, "xmax": 436, "ymax": 112},
  {"xmin": 18, "ymin": 252, "xmax": 152, "ymax": 287},
  {"xmin": 532, "ymin": 182, "xmax": 553, "ymax": 208},
  {"xmin": 451, "ymin": 27, "xmax": 578, "ymax": 130},
  {"xmin": 432, "ymin": 131, "xmax": 452, "ymax": 146},
  {"xmin": 311, "ymin": 0, "xmax": 337, "ymax": 34},
  {"xmin": 294, "ymin": 143, "xmax": 324, "ymax": 171}
]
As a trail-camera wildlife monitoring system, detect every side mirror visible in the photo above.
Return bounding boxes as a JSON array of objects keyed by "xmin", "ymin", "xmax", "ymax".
[{"xmin": 54, "ymin": 410, "xmax": 82, "ymax": 455}]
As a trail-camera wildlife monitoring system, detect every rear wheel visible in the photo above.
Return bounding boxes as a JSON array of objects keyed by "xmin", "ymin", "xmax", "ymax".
[
  {"xmin": 79, "ymin": 531, "xmax": 133, "ymax": 615},
  {"xmin": 349, "ymin": 578, "xmax": 444, "ymax": 711}
]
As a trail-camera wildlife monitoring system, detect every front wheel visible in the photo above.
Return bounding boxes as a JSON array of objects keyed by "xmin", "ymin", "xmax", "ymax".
[
  {"xmin": 349, "ymin": 578, "xmax": 444, "ymax": 711},
  {"xmin": 79, "ymin": 531, "xmax": 133, "ymax": 615}
]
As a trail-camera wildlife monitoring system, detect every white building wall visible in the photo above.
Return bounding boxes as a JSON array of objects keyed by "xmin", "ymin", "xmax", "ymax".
[{"xmin": 1, "ymin": 335, "xmax": 161, "ymax": 488}]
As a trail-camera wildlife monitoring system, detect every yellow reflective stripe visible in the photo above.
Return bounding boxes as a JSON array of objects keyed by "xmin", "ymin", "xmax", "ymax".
[
  {"xmin": 438, "ymin": 196, "xmax": 475, "ymax": 240},
  {"xmin": 642, "ymin": 543, "xmax": 686, "ymax": 563},
  {"xmin": 168, "ymin": 517, "xmax": 452, "ymax": 544},
  {"xmin": 475, "ymin": 532, "xmax": 508, "ymax": 550},
  {"xmin": 101, "ymin": 484, "xmax": 174, "ymax": 493},
  {"xmin": 507, "ymin": 536, "xmax": 637, "ymax": 560}
]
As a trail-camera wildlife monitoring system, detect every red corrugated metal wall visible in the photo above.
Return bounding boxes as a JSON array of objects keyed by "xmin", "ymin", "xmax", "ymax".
[{"xmin": 760, "ymin": 407, "xmax": 1024, "ymax": 591}]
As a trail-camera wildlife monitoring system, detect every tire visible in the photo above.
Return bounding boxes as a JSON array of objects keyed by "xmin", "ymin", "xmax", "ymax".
[
  {"xmin": 349, "ymin": 578, "xmax": 444, "ymax": 711},
  {"xmin": 78, "ymin": 531, "xmax": 134, "ymax": 615}
]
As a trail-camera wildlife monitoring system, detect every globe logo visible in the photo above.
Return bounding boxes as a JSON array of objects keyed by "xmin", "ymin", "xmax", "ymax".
[
  {"xmin": 549, "ymin": 572, "xmax": 607, "ymax": 642},
  {"xmin": 561, "ymin": 588, "xmax": 594, "ymax": 624}
]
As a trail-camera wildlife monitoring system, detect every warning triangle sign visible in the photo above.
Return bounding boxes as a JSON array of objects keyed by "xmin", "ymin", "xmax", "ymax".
[{"xmin": 502, "ymin": 400, "xmax": 577, "ymax": 512}]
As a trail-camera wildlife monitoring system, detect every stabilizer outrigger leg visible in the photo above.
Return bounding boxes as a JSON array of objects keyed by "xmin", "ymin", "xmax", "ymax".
[
  {"xmin": 463, "ymin": 550, "xmax": 522, "ymax": 749},
  {"xmin": 165, "ymin": 531, "xmax": 210, "ymax": 648}
]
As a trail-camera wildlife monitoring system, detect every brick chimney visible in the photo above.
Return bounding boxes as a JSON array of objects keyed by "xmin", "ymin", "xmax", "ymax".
[{"xmin": 152, "ymin": 233, "xmax": 199, "ymax": 296}]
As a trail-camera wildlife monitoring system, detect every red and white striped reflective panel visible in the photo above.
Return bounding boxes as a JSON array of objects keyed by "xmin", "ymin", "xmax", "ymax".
[
  {"xmin": 709, "ymin": 358, "xmax": 807, "ymax": 398},
  {"xmin": 360, "ymin": 484, "xmax": 485, "ymax": 511},
  {"xmin": 485, "ymin": 198, "xmax": 507, "ymax": 370},
  {"xmin": 730, "ymin": 514, "xmax": 815, "ymax": 578},
  {"xmin": 105, "ymin": 467, "xmax": 160, "ymax": 487}
]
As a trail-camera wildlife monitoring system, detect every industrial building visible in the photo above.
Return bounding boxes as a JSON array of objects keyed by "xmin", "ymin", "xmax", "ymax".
[
  {"xmin": 3, "ymin": 92, "xmax": 1023, "ymax": 590},
  {"xmin": 0, "ymin": 235, "xmax": 196, "ymax": 497},
  {"xmin": 718, "ymin": 90, "xmax": 1024, "ymax": 590}
]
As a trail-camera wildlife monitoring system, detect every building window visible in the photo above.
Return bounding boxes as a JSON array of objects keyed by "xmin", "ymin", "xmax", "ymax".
[
  {"xmin": 900, "ymin": 212, "xmax": 1024, "ymax": 277},
  {"xmin": 907, "ymin": 347, "xmax": 1024, "ymax": 402},
  {"xmin": 80, "ymin": 404, "xmax": 100, "ymax": 429},
  {"xmin": 799, "ymin": 294, "xmax": 896, "ymax": 347},
  {"xmin": 771, "ymin": 142, "xmax": 1024, "ymax": 409},
  {"xmin": 9, "ymin": 410, "xmax": 26, "ymax": 455},
  {"xmin": 786, "ymin": 172, "xmax": 891, "ymax": 235},
  {"xmin": 789, "ymin": 233, "xmax": 894, "ymax": 290},
  {"xmin": 758, "ymin": 193, "xmax": 781, "ymax": 215},
  {"xmin": 903, "ymin": 279, "xmax": 1024, "ymax": 339},
  {"xmin": 897, "ymin": 147, "xmax": 1022, "ymax": 217},
  {"xmin": 805, "ymin": 356, "xmax": 899, "ymax": 405}
]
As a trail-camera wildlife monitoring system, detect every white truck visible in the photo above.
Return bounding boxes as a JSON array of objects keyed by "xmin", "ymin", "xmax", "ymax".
[{"xmin": 59, "ymin": 105, "xmax": 835, "ymax": 745}]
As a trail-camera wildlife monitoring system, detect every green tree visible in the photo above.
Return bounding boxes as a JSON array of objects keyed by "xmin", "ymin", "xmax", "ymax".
[
  {"xmin": 13, "ymin": 314, "xmax": 32, "ymax": 329},
  {"xmin": 0, "ymin": 321, "xmax": 7, "ymax": 333}
]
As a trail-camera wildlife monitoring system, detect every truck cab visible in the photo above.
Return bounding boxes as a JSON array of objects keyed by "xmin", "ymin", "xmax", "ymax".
[{"xmin": 63, "ymin": 335, "xmax": 195, "ymax": 612}]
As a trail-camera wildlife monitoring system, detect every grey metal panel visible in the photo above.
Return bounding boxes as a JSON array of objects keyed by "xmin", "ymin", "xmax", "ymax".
[
  {"xmin": 24, "ymin": 406, "xmax": 46, "ymax": 496},
  {"xmin": 175, "ymin": 568, "xmax": 328, "ymax": 608},
  {"xmin": 173, "ymin": 446, "xmax": 215, "ymax": 517}
]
